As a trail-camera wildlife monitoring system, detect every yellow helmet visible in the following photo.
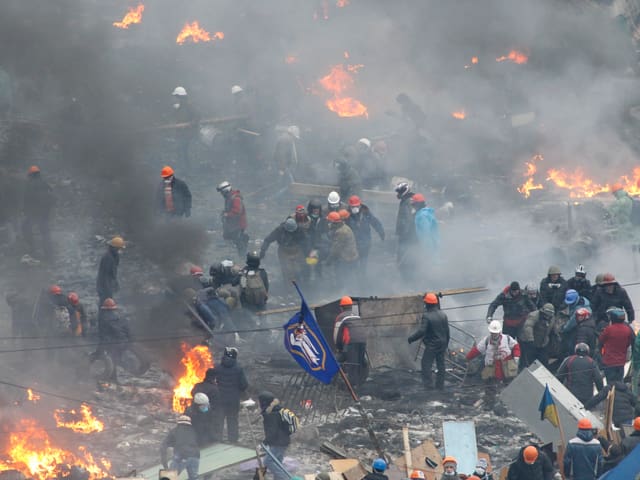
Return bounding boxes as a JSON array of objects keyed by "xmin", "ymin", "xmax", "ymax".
[{"xmin": 108, "ymin": 236, "xmax": 125, "ymax": 249}]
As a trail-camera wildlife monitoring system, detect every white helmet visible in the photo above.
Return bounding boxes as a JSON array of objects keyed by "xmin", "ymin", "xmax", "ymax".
[
  {"xmin": 287, "ymin": 125, "xmax": 300, "ymax": 139},
  {"xmin": 193, "ymin": 392, "xmax": 209, "ymax": 405},
  {"xmin": 216, "ymin": 180, "xmax": 231, "ymax": 193},
  {"xmin": 172, "ymin": 86, "xmax": 187, "ymax": 97},
  {"xmin": 327, "ymin": 191, "xmax": 340, "ymax": 206},
  {"xmin": 231, "ymin": 85, "xmax": 243, "ymax": 94},
  {"xmin": 488, "ymin": 320, "xmax": 502, "ymax": 334},
  {"xmin": 575, "ymin": 264, "xmax": 586, "ymax": 275},
  {"xmin": 357, "ymin": 138, "xmax": 371, "ymax": 148}
]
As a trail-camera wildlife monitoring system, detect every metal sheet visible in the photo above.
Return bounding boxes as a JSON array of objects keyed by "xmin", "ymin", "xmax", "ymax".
[
  {"xmin": 442, "ymin": 421, "xmax": 477, "ymax": 475},
  {"xmin": 138, "ymin": 443, "xmax": 257, "ymax": 480},
  {"xmin": 500, "ymin": 361, "xmax": 602, "ymax": 446}
]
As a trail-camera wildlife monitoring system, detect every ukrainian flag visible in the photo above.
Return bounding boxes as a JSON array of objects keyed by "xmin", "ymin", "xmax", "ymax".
[{"xmin": 538, "ymin": 384, "xmax": 560, "ymax": 427}]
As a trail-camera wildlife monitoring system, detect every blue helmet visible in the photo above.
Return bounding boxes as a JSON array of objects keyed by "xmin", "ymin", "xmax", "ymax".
[
  {"xmin": 606, "ymin": 307, "xmax": 626, "ymax": 323},
  {"xmin": 372, "ymin": 458, "xmax": 387, "ymax": 472},
  {"xmin": 564, "ymin": 289, "xmax": 579, "ymax": 305}
]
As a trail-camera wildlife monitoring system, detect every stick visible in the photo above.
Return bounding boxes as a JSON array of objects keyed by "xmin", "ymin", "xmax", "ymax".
[
  {"xmin": 143, "ymin": 115, "xmax": 248, "ymax": 132},
  {"xmin": 402, "ymin": 425, "xmax": 412, "ymax": 477},
  {"xmin": 242, "ymin": 405, "xmax": 265, "ymax": 480},
  {"xmin": 556, "ymin": 408, "xmax": 567, "ymax": 479},
  {"xmin": 237, "ymin": 128, "xmax": 261, "ymax": 136},
  {"xmin": 261, "ymin": 443, "xmax": 293, "ymax": 480}
]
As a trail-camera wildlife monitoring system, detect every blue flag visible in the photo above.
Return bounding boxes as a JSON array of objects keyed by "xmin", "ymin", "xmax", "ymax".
[{"xmin": 283, "ymin": 284, "xmax": 340, "ymax": 384}]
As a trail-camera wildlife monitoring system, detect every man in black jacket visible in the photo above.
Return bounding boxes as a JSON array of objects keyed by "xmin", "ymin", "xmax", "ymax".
[
  {"xmin": 394, "ymin": 181, "xmax": 415, "ymax": 262},
  {"xmin": 208, "ymin": 347, "xmax": 248, "ymax": 443},
  {"xmin": 259, "ymin": 391, "xmax": 291, "ymax": 480},
  {"xmin": 22, "ymin": 165, "xmax": 55, "ymax": 260},
  {"xmin": 345, "ymin": 195, "xmax": 384, "ymax": 272},
  {"xmin": 486, "ymin": 282, "xmax": 536, "ymax": 339},
  {"xmin": 156, "ymin": 166, "xmax": 192, "ymax": 217},
  {"xmin": 556, "ymin": 343, "xmax": 603, "ymax": 405},
  {"xmin": 96, "ymin": 236, "xmax": 124, "ymax": 305},
  {"xmin": 584, "ymin": 381, "xmax": 638, "ymax": 429},
  {"xmin": 185, "ymin": 393, "xmax": 218, "ymax": 446},
  {"xmin": 539, "ymin": 265, "xmax": 568, "ymax": 310},
  {"xmin": 621, "ymin": 417, "xmax": 640, "ymax": 455},
  {"xmin": 590, "ymin": 273, "xmax": 635, "ymax": 329},
  {"xmin": 506, "ymin": 444, "xmax": 554, "ymax": 480},
  {"xmin": 97, "ymin": 298, "xmax": 130, "ymax": 383},
  {"xmin": 567, "ymin": 265, "xmax": 592, "ymax": 300},
  {"xmin": 408, "ymin": 292, "xmax": 449, "ymax": 391},
  {"xmin": 161, "ymin": 415, "xmax": 200, "ymax": 480}
]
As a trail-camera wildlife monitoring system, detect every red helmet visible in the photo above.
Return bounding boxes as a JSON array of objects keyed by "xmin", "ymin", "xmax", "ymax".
[
  {"xmin": 161, "ymin": 166, "xmax": 175, "ymax": 178},
  {"xmin": 101, "ymin": 298, "xmax": 118, "ymax": 310},
  {"xmin": 339, "ymin": 296, "xmax": 353, "ymax": 307},
  {"xmin": 348, "ymin": 195, "xmax": 361, "ymax": 207},
  {"xmin": 326, "ymin": 211, "xmax": 342, "ymax": 223},
  {"xmin": 190, "ymin": 266, "xmax": 204, "ymax": 277},
  {"xmin": 575, "ymin": 307, "xmax": 591, "ymax": 322},
  {"xmin": 295, "ymin": 205, "xmax": 306, "ymax": 213},
  {"xmin": 601, "ymin": 273, "xmax": 616, "ymax": 285},
  {"xmin": 28, "ymin": 165, "xmax": 41, "ymax": 175},
  {"xmin": 49, "ymin": 285, "xmax": 62, "ymax": 295},
  {"xmin": 411, "ymin": 193, "xmax": 426, "ymax": 204},
  {"xmin": 67, "ymin": 292, "xmax": 79, "ymax": 305}
]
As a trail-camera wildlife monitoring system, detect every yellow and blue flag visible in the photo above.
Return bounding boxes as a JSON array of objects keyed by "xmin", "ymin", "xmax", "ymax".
[
  {"xmin": 283, "ymin": 284, "xmax": 340, "ymax": 384},
  {"xmin": 538, "ymin": 384, "xmax": 560, "ymax": 427}
]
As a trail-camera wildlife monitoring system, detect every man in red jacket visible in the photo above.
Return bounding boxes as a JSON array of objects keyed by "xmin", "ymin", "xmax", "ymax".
[
  {"xmin": 217, "ymin": 181, "xmax": 248, "ymax": 256},
  {"xmin": 599, "ymin": 307, "xmax": 635, "ymax": 383}
]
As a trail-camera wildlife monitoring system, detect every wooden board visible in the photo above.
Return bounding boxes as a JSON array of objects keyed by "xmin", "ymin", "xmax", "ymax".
[
  {"xmin": 331, "ymin": 459, "xmax": 367, "ymax": 480},
  {"xmin": 138, "ymin": 443, "xmax": 257, "ymax": 480},
  {"xmin": 393, "ymin": 440, "xmax": 443, "ymax": 480}
]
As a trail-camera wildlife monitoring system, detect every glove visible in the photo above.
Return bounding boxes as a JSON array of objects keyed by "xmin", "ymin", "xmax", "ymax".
[{"xmin": 486, "ymin": 316, "xmax": 492, "ymax": 323}]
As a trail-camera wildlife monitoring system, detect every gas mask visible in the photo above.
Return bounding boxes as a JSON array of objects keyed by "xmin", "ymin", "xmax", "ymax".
[{"xmin": 350, "ymin": 207, "xmax": 360, "ymax": 215}]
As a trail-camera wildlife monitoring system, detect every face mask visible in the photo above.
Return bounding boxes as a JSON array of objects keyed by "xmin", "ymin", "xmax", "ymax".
[
  {"xmin": 351, "ymin": 207, "xmax": 360, "ymax": 214},
  {"xmin": 199, "ymin": 405, "xmax": 209, "ymax": 413},
  {"xmin": 164, "ymin": 178, "xmax": 172, "ymax": 185}
]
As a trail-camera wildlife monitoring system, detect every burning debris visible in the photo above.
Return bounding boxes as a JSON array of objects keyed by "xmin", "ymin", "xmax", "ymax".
[
  {"xmin": 451, "ymin": 110, "xmax": 466, "ymax": 120},
  {"xmin": 54, "ymin": 404, "xmax": 104, "ymax": 434},
  {"xmin": 112, "ymin": 4, "xmax": 145, "ymax": 30},
  {"xmin": 464, "ymin": 56, "xmax": 479, "ymax": 69},
  {"xmin": 496, "ymin": 49, "xmax": 528, "ymax": 64},
  {"xmin": 26, "ymin": 389, "xmax": 41, "ymax": 403},
  {"xmin": 176, "ymin": 22, "xmax": 224, "ymax": 45},
  {"xmin": 0, "ymin": 419, "xmax": 111, "ymax": 480},
  {"xmin": 171, "ymin": 343, "xmax": 213, "ymax": 412},
  {"xmin": 318, "ymin": 64, "xmax": 368, "ymax": 118}
]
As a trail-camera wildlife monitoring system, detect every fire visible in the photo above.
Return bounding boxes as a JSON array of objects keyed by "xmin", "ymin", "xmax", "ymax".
[
  {"xmin": 318, "ymin": 64, "xmax": 369, "ymax": 118},
  {"xmin": 27, "ymin": 389, "xmax": 40, "ymax": 403},
  {"xmin": 54, "ymin": 404, "xmax": 104, "ymax": 434},
  {"xmin": 172, "ymin": 343, "xmax": 213, "ymax": 412},
  {"xmin": 337, "ymin": 0, "xmax": 350, "ymax": 6},
  {"xmin": 496, "ymin": 50, "xmax": 528, "ymax": 64},
  {"xmin": 518, "ymin": 177, "xmax": 544, "ymax": 198},
  {"xmin": 472, "ymin": 56, "xmax": 479, "ymax": 64},
  {"xmin": 451, "ymin": 110, "xmax": 466, "ymax": 120},
  {"xmin": 176, "ymin": 22, "xmax": 224, "ymax": 45},
  {"xmin": 113, "ymin": 4, "xmax": 145, "ymax": 29},
  {"xmin": 0, "ymin": 419, "xmax": 111, "ymax": 480}
]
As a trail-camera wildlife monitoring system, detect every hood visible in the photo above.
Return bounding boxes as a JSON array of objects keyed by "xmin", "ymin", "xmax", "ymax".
[
  {"xmin": 258, "ymin": 391, "xmax": 275, "ymax": 409},
  {"xmin": 577, "ymin": 429, "xmax": 594, "ymax": 442},
  {"xmin": 613, "ymin": 381, "xmax": 628, "ymax": 392},
  {"xmin": 203, "ymin": 367, "xmax": 216, "ymax": 382},
  {"xmin": 221, "ymin": 355, "xmax": 236, "ymax": 368}
]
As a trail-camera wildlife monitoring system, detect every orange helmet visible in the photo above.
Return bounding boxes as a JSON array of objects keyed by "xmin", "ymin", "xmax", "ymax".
[
  {"xmin": 409, "ymin": 470, "xmax": 425, "ymax": 479},
  {"xmin": 424, "ymin": 292, "xmax": 438, "ymax": 304},
  {"xmin": 326, "ymin": 211, "xmax": 342, "ymax": 223},
  {"xmin": 523, "ymin": 446, "xmax": 538, "ymax": 464},
  {"xmin": 339, "ymin": 296, "xmax": 353, "ymax": 307},
  {"xmin": 67, "ymin": 292, "xmax": 79, "ymax": 305},
  {"xmin": 101, "ymin": 298, "xmax": 118, "ymax": 310},
  {"xmin": 442, "ymin": 456, "xmax": 457, "ymax": 467},
  {"xmin": 161, "ymin": 166, "xmax": 175, "ymax": 178},
  {"xmin": 634, "ymin": 416, "xmax": 640, "ymax": 431},
  {"xmin": 338, "ymin": 209, "xmax": 350, "ymax": 220},
  {"xmin": 49, "ymin": 285, "xmax": 62, "ymax": 295},
  {"xmin": 411, "ymin": 193, "xmax": 426, "ymax": 204},
  {"xmin": 28, "ymin": 165, "xmax": 41, "ymax": 175},
  {"xmin": 190, "ymin": 266, "xmax": 204, "ymax": 277},
  {"xmin": 578, "ymin": 418, "xmax": 592, "ymax": 430},
  {"xmin": 348, "ymin": 195, "xmax": 361, "ymax": 207},
  {"xmin": 610, "ymin": 183, "xmax": 624, "ymax": 193}
]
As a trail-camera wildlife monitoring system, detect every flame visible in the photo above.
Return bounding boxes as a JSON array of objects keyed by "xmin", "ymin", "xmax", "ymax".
[
  {"xmin": 176, "ymin": 22, "xmax": 224, "ymax": 45},
  {"xmin": 318, "ymin": 64, "xmax": 368, "ymax": 118},
  {"xmin": 472, "ymin": 56, "xmax": 479, "ymax": 64},
  {"xmin": 0, "ymin": 419, "xmax": 111, "ymax": 480},
  {"xmin": 54, "ymin": 404, "xmax": 104, "ymax": 434},
  {"xmin": 285, "ymin": 55, "xmax": 298, "ymax": 64},
  {"xmin": 451, "ymin": 110, "xmax": 466, "ymax": 120},
  {"xmin": 517, "ymin": 154, "xmax": 544, "ymax": 198},
  {"xmin": 172, "ymin": 343, "xmax": 213, "ymax": 412},
  {"xmin": 27, "ymin": 389, "xmax": 40, "ymax": 403},
  {"xmin": 113, "ymin": 4, "xmax": 145, "ymax": 29},
  {"xmin": 496, "ymin": 50, "xmax": 528, "ymax": 64}
]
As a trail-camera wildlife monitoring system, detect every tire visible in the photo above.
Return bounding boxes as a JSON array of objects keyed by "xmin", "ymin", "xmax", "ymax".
[
  {"xmin": 120, "ymin": 348, "xmax": 150, "ymax": 376},
  {"xmin": 89, "ymin": 350, "xmax": 115, "ymax": 382}
]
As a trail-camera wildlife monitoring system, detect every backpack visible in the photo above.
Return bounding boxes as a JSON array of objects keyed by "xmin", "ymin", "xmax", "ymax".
[
  {"xmin": 279, "ymin": 407, "xmax": 299, "ymax": 435},
  {"xmin": 54, "ymin": 306, "xmax": 71, "ymax": 331},
  {"xmin": 631, "ymin": 196, "xmax": 640, "ymax": 226},
  {"xmin": 240, "ymin": 270, "xmax": 267, "ymax": 306}
]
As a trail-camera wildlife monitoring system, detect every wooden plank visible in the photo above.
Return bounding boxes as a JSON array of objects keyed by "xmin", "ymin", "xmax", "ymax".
[
  {"xmin": 138, "ymin": 443, "xmax": 257, "ymax": 480},
  {"xmin": 394, "ymin": 440, "xmax": 443, "ymax": 480}
]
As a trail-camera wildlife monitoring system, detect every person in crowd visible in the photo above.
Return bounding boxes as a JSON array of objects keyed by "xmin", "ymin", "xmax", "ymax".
[
  {"xmin": 598, "ymin": 307, "xmax": 635, "ymax": 383},
  {"xmin": 345, "ymin": 195, "xmax": 384, "ymax": 272},
  {"xmin": 97, "ymin": 298, "xmax": 130, "ymax": 384},
  {"xmin": 171, "ymin": 86, "xmax": 200, "ymax": 167},
  {"xmin": 556, "ymin": 343, "xmax": 604, "ymax": 405},
  {"xmin": 563, "ymin": 418, "xmax": 603, "ymax": 480},
  {"xmin": 621, "ymin": 417, "xmax": 640, "ymax": 455},
  {"xmin": 324, "ymin": 211, "xmax": 358, "ymax": 288},
  {"xmin": 334, "ymin": 296, "xmax": 368, "ymax": 386},
  {"xmin": 519, "ymin": 303, "xmax": 555, "ymax": 369},
  {"xmin": 184, "ymin": 393, "xmax": 218, "ymax": 446},
  {"xmin": 468, "ymin": 458, "xmax": 493, "ymax": 480},
  {"xmin": 216, "ymin": 181, "xmax": 249, "ymax": 256},
  {"xmin": 440, "ymin": 456, "xmax": 465, "ymax": 480},
  {"xmin": 591, "ymin": 273, "xmax": 635, "ymax": 328},
  {"xmin": 408, "ymin": 292, "xmax": 450, "ymax": 391},
  {"xmin": 160, "ymin": 415, "xmax": 200, "ymax": 480},
  {"xmin": 486, "ymin": 281, "xmax": 536, "ymax": 339},
  {"xmin": 585, "ymin": 381, "xmax": 638, "ymax": 432},
  {"xmin": 364, "ymin": 458, "xmax": 388, "ymax": 480},
  {"xmin": 394, "ymin": 181, "xmax": 416, "ymax": 262},
  {"xmin": 156, "ymin": 166, "xmax": 192, "ymax": 217},
  {"xmin": 260, "ymin": 217, "xmax": 309, "ymax": 283},
  {"xmin": 506, "ymin": 445, "xmax": 553, "ymax": 480},
  {"xmin": 608, "ymin": 183, "xmax": 633, "ymax": 228},
  {"xmin": 539, "ymin": 266, "xmax": 568, "ymax": 311},
  {"xmin": 572, "ymin": 308, "xmax": 597, "ymax": 356},
  {"xmin": 567, "ymin": 265, "xmax": 592, "ymax": 300},
  {"xmin": 258, "ymin": 391, "xmax": 294, "ymax": 480},
  {"xmin": 524, "ymin": 284, "xmax": 542, "ymax": 309},
  {"xmin": 558, "ymin": 289, "xmax": 591, "ymax": 358},
  {"xmin": 96, "ymin": 236, "xmax": 124, "ymax": 305},
  {"xmin": 22, "ymin": 165, "xmax": 55, "ymax": 260},
  {"xmin": 239, "ymin": 251, "xmax": 269, "ymax": 311},
  {"xmin": 599, "ymin": 443, "xmax": 623, "ymax": 474},
  {"xmin": 67, "ymin": 291, "xmax": 88, "ymax": 337}
]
